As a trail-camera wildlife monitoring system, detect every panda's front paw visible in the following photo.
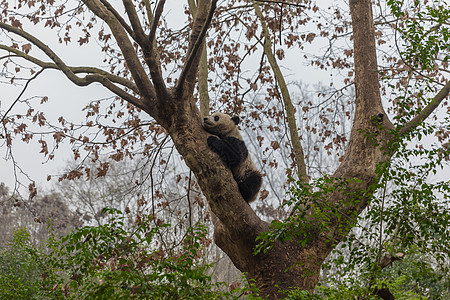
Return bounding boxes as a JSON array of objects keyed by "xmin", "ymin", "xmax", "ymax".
[
  {"xmin": 207, "ymin": 135, "xmax": 218, "ymax": 147},
  {"xmin": 207, "ymin": 136, "xmax": 222, "ymax": 155}
]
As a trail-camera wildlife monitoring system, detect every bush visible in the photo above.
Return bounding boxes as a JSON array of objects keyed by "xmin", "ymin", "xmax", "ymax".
[
  {"xmin": 0, "ymin": 228, "xmax": 53, "ymax": 299},
  {"xmin": 41, "ymin": 208, "xmax": 230, "ymax": 299}
]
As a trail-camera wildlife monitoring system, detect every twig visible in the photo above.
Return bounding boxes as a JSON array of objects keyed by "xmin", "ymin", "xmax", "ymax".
[
  {"xmin": 1, "ymin": 69, "xmax": 44, "ymax": 125},
  {"xmin": 254, "ymin": 0, "xmax": 306, "ymax": 8}
]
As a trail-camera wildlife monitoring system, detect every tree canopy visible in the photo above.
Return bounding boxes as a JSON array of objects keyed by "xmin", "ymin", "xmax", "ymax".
[{"xmin": 0, "ymin": 0, "xmax": 449, "ymax": 298}]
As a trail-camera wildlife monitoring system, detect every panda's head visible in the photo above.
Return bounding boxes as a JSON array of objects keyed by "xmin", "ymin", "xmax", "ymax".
[{"xmin": 203, "ymin": 112, "xmax": 241, "ymax": 138}]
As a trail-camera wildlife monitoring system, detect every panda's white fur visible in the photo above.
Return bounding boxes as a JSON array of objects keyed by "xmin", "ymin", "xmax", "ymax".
[{"xmin": 203, "ymin": 112, "xmax": 262, "ymax": 204}]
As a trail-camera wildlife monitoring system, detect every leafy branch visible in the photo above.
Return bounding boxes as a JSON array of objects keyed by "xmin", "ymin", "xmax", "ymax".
[
  {"xmin": 398, "ymin": 80, "xmax": 450, "ymax": 137},
  {"xmin": 0, "ymin": 23, "xmax": 145, "ymax": 109}
]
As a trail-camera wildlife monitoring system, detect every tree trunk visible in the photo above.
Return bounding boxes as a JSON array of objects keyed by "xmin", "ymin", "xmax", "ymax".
[{"xmin": 161, "ymin": 91, "xmax": 335, "ymax": 297}]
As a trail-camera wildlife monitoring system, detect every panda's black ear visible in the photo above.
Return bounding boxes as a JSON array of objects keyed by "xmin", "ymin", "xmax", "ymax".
[{"xmin": 231, "ymin": 116, "xmax": 240, "ymax": 125}]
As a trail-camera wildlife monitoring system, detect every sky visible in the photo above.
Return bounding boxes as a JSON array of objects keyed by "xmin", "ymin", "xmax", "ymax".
[
  {"xmin": 0, "ymin": 1, "xmax": 448, "ymax": 194},
  {"xmin": 0, "ymin": 1, "xmax": 332, "ymax": 192}
]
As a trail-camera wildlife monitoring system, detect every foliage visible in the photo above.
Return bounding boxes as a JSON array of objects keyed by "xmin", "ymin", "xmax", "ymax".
[
  {"xmin": 387, "ymin": 0, "xmax": 449, "ymax": 71},
  {"xmin": 0, "ymin": 209, "xmax": 252, "ymax": 299},
  {"xmin": 380, "ymin": 0, "xmax": 449, "ymax": 135},
  {"xmin": 381, "ymin": 251, "xmax": 450, "ymax": 299},
  {"xmin": 38, "ymin": 208, "xmax": 229, "ymax": 299},
  {"xmin": 250, "ymin": 0, "xmax": 450, "ymax": 295},
  {"xmin": 0, "ymin": 208, "xmax": 234, "ymax": 299},
  {"xmin": 254, "ymin": 175, "xmax": 366, "ymax": 255},
  {"xmin": 255, "ymin": 126, "xmax": 450, "ymax": 297},
  {"xmin": 254, "ymin": 100, "xmax": 449, "ymax": 297},
  {"xmin": 0, "ymin": 228, "xmax": 53, "ymax": 299},
  {"xmin": 317, "ymin": 276, "xmax": 428, "ymax": 300}
]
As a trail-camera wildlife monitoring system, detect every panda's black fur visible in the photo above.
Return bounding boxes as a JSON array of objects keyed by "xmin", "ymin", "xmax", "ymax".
[{"xmin": 203, "ymin": 112, "xmax": 262, "ymax": 204}]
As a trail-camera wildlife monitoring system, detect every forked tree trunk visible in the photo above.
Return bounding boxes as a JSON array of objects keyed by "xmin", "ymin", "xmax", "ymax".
[
  {"xmin": 165, "ymin": 98, "xmax": 335, "ymax": 297},
  {"xmin": 156, "ymin": 0, "xmax": 392, "ymax": 298},
  {"xmin": 142, "ymin": 0, "xmax": 394, "ymax": 298}
]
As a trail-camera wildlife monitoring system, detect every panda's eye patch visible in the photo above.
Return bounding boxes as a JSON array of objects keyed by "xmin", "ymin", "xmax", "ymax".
[{"xmin": 214, "ymin": 116, "xmax": 219, "ymax": 122}]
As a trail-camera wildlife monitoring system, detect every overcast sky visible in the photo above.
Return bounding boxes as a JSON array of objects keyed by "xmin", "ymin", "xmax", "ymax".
[
  {"xmin": 0, "ymin": 2, "xmax": 334, "ymax": 192},
  {"xmin": 1, "ymin": 1, "xmax": 447, "ymax": 193}
]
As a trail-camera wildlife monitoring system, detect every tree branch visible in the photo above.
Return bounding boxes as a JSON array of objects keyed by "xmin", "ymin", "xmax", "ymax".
[
  {"xmin": 317, "ymin": 0, "xmax": 395, "ymax": 246},
  {"xmin": 253, "ymin": 1, "xmax": 308, "ymax": 182},
  {"xmin": 0, "ymin": 45, "xmax": 139, "ymax": 93},
  {"xmin": 98, "ymin": 0, "xmax": 135, "ymax": 38},
  {"xmin": 122, "ymin": 0, "xmax": 148, "ymax": 45},
  {"xmin": 398, "ymin": 80, "xmax": 450, "ymax": 137},
  {"xmin": 0, "ymin": 22, "xmax": 102, "ymax": 88},
  {"xmin": 1, "ymin": 69, "xmax": 44, "ymax": 124},
  {"xmin": 81, "ymin": 0, "xmax": 157, "ymax": 103},
  {"xmin": 198, "ymin": 43, "xmax": 210, "ymax": 116},
  {"xmin": 188, "ymin": 0, "xmax": 210, "ymax": 116},
  {"xmin": 91, "ymin": 74, "xmax": 146, "ymax": 110},
  {"xmin": 0, "ymin": 44, "xmax": 144, "ymax": 109},
  {"xmin": 98, "ymin": 0, "xmax": 167, "ymax": 106},
  {"xmin": 175, "ymin": 0, "xmax": 217, "ymax": 97},
  {"xmin": 146, "ymin": 0, "xmax": 170, "ymax": 100},
  {"xmin": 148, "ymin": 0, "xmax": 165, "ymax": 46},
  {"xmin": 122, "ymin": 0, "xmax": 168, "ymax": 98},
  {"xmin": 143, "ymin": 0, "xmax": 162, "ymax": 66},
  {"xmin": 254, "ymin": 0, "xmax": 306, "ymax": 8}
]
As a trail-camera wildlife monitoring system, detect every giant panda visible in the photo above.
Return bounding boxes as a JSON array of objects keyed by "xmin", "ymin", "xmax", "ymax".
[{"xmin": 203, "ymin": 112, "xmax": 262, "ymax": 204}]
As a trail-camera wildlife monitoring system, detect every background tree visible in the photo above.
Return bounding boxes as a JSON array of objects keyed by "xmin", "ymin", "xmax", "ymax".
[
  {"xmin": 0, "ymin": 182, "xmax": 82, "ymax": 246},
  {"xmin": 0, "ymin": 0, "xmax": 448, "ymax": 298}
]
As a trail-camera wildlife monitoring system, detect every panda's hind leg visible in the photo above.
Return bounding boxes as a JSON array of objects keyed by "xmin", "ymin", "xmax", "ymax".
[{"xmin": 237, "ymin": 172, "xmax": 262, "ymax": 204}]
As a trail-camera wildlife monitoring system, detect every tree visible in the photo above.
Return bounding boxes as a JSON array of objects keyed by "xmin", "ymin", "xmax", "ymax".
[
  {"xmin": 0, "ymin": 183, "xmax": 82, "ymax": 246},
  {"xmin": 0, "ymin": 0, "xmax": 448, "ymax": 298},
  {"xmin": 55, "ymin": 159, "xmax": 154, "ymax": 227}
]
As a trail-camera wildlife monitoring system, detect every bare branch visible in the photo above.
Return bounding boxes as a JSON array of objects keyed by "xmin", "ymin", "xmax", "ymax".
[
  {"xmin": 176, "ymin": 0, "xmax": 217, "ymax": 97},
  {"xmin": 122, "ymin": 0, "xmax": 168, "ymax": 99},
  {"xmin": 146, "ymin": 0, "xmax": 170, "ymax": 100},
  {"xmin": 143, "ymin": 0, "xmax": 161, "ymax": 57},
  {"xmin": 148, "ymin": 0, "xmax": 166, "ymax": 46},
  {"xmin": 253, "ymin": 1, "xmax": 308, "ymax": 182},
  {"xmin": 97, "ymin": 0, "xmax": 167, "ymax": 108},
  {"xmin": 253, "ymin": 0, "xmax": 306, "ymax": 8},
  {"xmin": 1, "ymin": 69, "xmax": 44, "ymax": 124},
  {"xmin": 122, "ymin": 0, "xmax": 147, "ymax": 43},
  {"xmin": 0, "ymin": 45, "xmax": 139, "ymax": 94},
  {"xmin": 0, "ymin": 22, "xmax": 143, "ymax": 109},
  {"xmin": 98, "ymin": 0, "xmax": 135, "ymax": 38},
  {"xmin": 0, "ymin": 44, "xmax": 144, "ymax": 109},
  {"xmin": 90, "ymin": 75, "xmax": 147, "ymax": 110},
  {"xmin": 0, "ymin": 22, "xmax": 103, "ymax": 88},
  {"xmin": 142, "ymin": 0, "xmax": 164, "ymax": 89},
  {"xmin": 81, "ymin": 0, "xmax": 156, "ymax": 103},
  {"xmin": 398, "ymin": 80, "xmax": 450, "ymax": 137}
]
